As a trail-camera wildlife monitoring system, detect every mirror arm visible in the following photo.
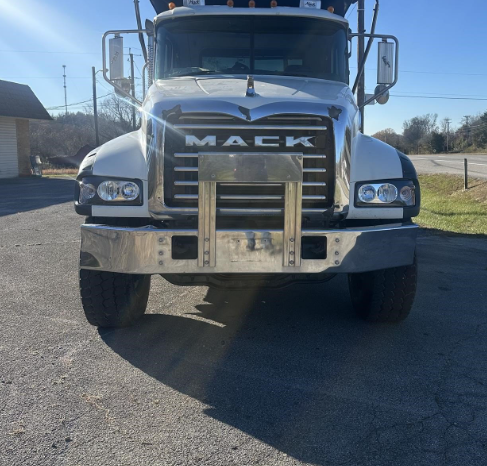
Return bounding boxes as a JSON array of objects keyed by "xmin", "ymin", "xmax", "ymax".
[
  {"xmin": 102, "ymin": 29, "xmax": 148, "ymax": 106},
  {"xmin": 348, "ymin": 33, "xmax": 400, "ymax": 109},
  {"xmin": 134, "ymin": 0, "xmax": 148, "ymax": 63},
  {"xmin": 352, "ymin": 0, "xmax": 379, "ymax": 95}
]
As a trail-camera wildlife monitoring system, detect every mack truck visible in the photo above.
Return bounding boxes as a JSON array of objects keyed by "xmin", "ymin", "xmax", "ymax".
[{"xmin": 75, "ymin": 0, "xmax": 420, "ymax": 327}]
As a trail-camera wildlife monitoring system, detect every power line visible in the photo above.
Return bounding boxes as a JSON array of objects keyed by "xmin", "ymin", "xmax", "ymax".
[
  {"xmin": 0, "ymin": 76, "xmax": 92, "ymax": 80},
  {"xmin": 46, "ymin": 93, "xmax": 113, "ymax": 110},
  {"xmin": 351, "ymin": 66, "xmax": 487, "ymax": 77},
  {"xmin": 0, "ymin": 49, "xmax": 98, "ymax": 55},
  {"xmin": 346, "ymin": 3, "xmax": 357, "ymax": 18},
  {"xmin": 391, "ymin": 94, "xmax": 487, "ymax": 101}
]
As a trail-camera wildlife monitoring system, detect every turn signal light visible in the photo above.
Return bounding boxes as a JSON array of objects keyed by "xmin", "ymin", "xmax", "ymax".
[
  {"xmin": 168, "ymin": 2, "xmax": 176, "ymax": 9},
  {"xmin": 249, "ymin": 0, "xmax": 255, "ymax": 7},
  {"xmin": 227, "ymin": 0, "xmax": 234, "ymax": 5},
  {"xmin": 270, "ymin": 0, "xmax": 278, "ymax": 6}
]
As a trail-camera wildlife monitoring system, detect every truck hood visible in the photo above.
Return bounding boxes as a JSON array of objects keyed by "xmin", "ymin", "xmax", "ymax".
[{"xmin": 148, "ymin": 75, "xmax": 357, "ymax": 112}]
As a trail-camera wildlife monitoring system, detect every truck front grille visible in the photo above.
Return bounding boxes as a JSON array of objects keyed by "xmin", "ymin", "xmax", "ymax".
[{"xmin": 163, "ymin": 114, "xmax": 335, "ymax": 215}]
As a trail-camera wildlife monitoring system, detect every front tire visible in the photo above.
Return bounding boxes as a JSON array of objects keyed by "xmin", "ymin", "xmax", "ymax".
[
  {"xmin": 79, "ymin": 270, "xmax": 151, "ymax": 328},
  {"xmin": 348, "ymin": 255, "xmax": 417, "ymax": 323}
]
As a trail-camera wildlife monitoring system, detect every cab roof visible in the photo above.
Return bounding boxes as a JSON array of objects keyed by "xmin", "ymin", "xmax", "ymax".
[{"xmin": 150, "ymin": 0, "xmax": 357, "ymax": 16}]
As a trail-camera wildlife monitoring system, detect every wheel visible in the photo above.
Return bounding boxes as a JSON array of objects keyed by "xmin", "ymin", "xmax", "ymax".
[
  {"xmin": 79, "ymin": 270, "xmax": 151, "ymax": 328},
  {"xmin": 348, "ymin": 254, "xmax": 417, "ymax": 323}
]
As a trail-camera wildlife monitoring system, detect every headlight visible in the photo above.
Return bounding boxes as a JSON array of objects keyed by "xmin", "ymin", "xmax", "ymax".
[
  {"xmin": 355, "ymin": 180, "xmax": 416, "ymax": 207},
  {"xmin": 77, "ymin": 177, "xmax": 142, "ymax": 205},
  {"xmin": 97, "ymin": 181, "xmax": 140, "ymax": 202},
  {"xmin": 358, "ymin": 185, "xmax": 376, "ymax": 203},
  {"xmin": 377, "ymin": 183, "xmax": 398, "ymax": 203}
]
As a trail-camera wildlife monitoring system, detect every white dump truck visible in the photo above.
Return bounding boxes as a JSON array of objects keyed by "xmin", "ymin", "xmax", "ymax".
[{"xmin": 75, "ymin": 0, "xmax": 420, "ymax": 327}]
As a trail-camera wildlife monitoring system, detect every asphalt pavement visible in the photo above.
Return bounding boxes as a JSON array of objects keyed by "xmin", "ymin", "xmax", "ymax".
[
  {"xmin": 1, "ymin": 178, "xmax": 487, "ymax": 466},
  {"xmin": 409, "ymin": 154, "xmax": 487, "ymax": 179}
]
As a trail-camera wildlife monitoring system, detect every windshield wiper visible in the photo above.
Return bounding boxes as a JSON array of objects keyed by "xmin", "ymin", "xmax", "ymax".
[{"xmin": 167, "ymin": 67, "xmax": 220, "ymax": 77}]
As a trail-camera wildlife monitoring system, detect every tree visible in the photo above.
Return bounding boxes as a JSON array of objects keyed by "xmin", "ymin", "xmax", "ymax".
[
  {"xmin": 372, "ymin": 128, "xmax": 406, "ymax": 152},
  {"xmin": 425, "ymin": 131, "xmax": 445, "ymax": 154},
  {"xmin": 30, "ymin": 95, "xmax": 140, "ymax": 163},
  {"xmin": 402, "ymin": 114, "xmax": 438, "ymax": 154},
  {"xmin": 472, "ymin": 112, "xmax": 487, "ymax": 149}
]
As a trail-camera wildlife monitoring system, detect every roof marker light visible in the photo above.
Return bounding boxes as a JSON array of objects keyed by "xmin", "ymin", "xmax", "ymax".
[
  {"xmin": 227, "ymin": 0, "xmax": 234, "ymax": 6},
  {"xmin": 327, "ymin": 6, "xmax": 335, "ymax": 13},
  {"xmin": 299, "ymin": 0, "xmax": 322, "ymax": 9},
  {"xmin": 271, "ymin": 0, "xmax": 278, "ymax": 6},
  {"xmin": 168, "ymin": 2, "xmax": 176, "ymax": 9},
  {"xmin": 249, "ymin": 0, "xmax": 255, "ymax": 7}
]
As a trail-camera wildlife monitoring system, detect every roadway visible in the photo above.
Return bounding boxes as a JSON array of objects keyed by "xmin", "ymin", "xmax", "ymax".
[
  {"xmin": 1, "ymin": 178, "xmax": 486, "ymax": 466},
  {"xmin": 409, "ymin": 153, "xmax": 487, "ymax": 179}
]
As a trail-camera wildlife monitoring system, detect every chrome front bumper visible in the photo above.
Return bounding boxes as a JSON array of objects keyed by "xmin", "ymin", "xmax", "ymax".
[{"xmin": 80, "ymin": 223, "xmax": 418, "ymax": 275}]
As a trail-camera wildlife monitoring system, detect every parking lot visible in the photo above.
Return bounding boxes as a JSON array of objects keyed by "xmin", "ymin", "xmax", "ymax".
[{"xmin": 1, "ymin": 177, "xmax": 487, "ymax": 466}]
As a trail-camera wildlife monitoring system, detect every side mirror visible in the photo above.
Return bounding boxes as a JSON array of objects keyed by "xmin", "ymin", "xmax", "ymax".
[
  {"xmin": 103, "ymin": 29, "xmax": 150, "ymax": 106},
  {"xmin": 377, "ymin": 40, "xmax": 395, "ymax": 85},
  {"xmin": 109, "ymin": 35, "xmax": 124, "ymax": 81}
]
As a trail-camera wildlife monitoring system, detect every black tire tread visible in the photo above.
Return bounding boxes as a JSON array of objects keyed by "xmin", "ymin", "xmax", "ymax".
[
  {"xmin": 348, "ymin": 256, "xmax": 417, "ymax": 323},
  {"xmin": 79, "ymin": 269, "xmax": 150, "ymax": 327}
]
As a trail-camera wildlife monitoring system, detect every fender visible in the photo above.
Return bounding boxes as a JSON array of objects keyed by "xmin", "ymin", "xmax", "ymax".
[
  {"xmin": 347, "ymin": 133, "xmax": 417, "ymax": 220},
  {"xmin": 92, "ymin": 131, "xmax": 148, "ymax": 180},
  {"xmin": 76, "ymin": 131, "xmax": 150, "ymax": 218}
]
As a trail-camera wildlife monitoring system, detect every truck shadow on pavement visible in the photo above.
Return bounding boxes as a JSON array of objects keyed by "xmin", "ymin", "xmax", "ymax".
[
  {"xmin": 100, "ymin": 280, "xmax": 420, "ymax": 465},
  {"xmin": 0, "ymin": 177, "xmax": 75, "ymax": 216}
]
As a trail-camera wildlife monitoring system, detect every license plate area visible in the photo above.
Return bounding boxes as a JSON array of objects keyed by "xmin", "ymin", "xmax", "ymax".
[{"xmin": 198, "ymin": 152, "xmax": 303, "ymax": 183}]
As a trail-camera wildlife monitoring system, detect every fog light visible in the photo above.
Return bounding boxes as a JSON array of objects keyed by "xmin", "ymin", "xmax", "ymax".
[
  {"xmin": 400, "ymin": 185, "xmax": 415, "ymax": 205},
  {"xmin": 79, "ymin": 183, "xmax": 96, "ymax": 204},
  {"xmin": 358, "ymin": 184, "xmax": 376, "ymax": 203}
]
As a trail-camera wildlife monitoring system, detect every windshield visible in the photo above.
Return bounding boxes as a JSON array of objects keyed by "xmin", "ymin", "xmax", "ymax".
[{"xmin": 155, "ymin": 16, "xmax": 348, "ymax": 83}]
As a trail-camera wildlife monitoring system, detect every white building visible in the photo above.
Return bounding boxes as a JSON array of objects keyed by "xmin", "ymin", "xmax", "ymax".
[{"xmin": 0, "ymin": 80, "xmax": 51, "ymax": 178}]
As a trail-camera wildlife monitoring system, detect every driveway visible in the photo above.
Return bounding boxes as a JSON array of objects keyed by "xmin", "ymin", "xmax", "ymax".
[{"xmin": 1, "ymin": 178, "xmax": 486, "ymax": 465}]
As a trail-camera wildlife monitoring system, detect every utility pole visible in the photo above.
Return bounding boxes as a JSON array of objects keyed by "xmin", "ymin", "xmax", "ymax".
[
  {"xmin": 92, "ymin": 67, "xmax": 100, "ymax": 146},
  {"xmin": 464, "ymin": 115, "xmax": 471, "ymax": 145},
  {"xmin": 62, "ymin": 65, "xmax": 68, "ymax": 116},
  {"xmin": 357, "ymin": 0, "xmax": 365, "ymax": 133},
  {"xmin": 446, "ymin": 118, "xmax": 451, "ymax": 153},
  {"xmin": 129, "ymin": 50, "xmax": 136, "ymax": 131}
]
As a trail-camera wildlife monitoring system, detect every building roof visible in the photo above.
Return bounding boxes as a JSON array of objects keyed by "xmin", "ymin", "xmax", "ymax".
[{"xmin": 0, "ymin": 80, "xmax": 52, "ymax": 121}]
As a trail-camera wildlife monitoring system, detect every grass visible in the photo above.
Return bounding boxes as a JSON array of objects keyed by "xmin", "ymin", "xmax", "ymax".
[
  {"xmin": 416, "ymin": 174, "xmax": 487, "ymax": 235},
  {"xmin": 42, "ymin": 168, "xmax": 78, "ymax": 175}
]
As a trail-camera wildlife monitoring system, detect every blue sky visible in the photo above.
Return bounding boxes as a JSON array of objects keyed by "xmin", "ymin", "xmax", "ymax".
[{"xmin": 1, "ymin": 0, "xmax": 486, "ymax": 135}]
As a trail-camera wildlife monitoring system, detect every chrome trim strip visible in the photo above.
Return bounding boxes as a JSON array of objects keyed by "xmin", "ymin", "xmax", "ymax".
[
  {"xmin": 175, "ymin": 181, "xmax": 198, "ymax": 186},
  {"xmin": 174, "ymin": 194, "xmax": 326, "ymax": 201},
  {"xmin": 174, "ymin": 152, "xmax": 326, "ymax": 159},
  {"xmin": 198, "ymin": 181, "xmax": 216, "ymax": 267},
  {"xmin": 174, "ymin": 124, "xmax": 328, "ymax": 131},
  {"xmin": 174, "ymin": 167, "xmax": 198, "ymax": 172}
]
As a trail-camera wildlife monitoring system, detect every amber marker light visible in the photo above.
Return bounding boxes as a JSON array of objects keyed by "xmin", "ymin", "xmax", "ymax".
[
  {"xmin": 270, "ymin": 0, "xmax": 277, "ymax": 6},
  {"xmin": 168, "ymin": 2, "xmax": 176, "ymax": 9},
  {"xmin": 327, "ymin": 6, "xmax": 335, "ymax": 13},
  {"xmin": 227, "ymin": 0, "xmax": 234, "ymax": 5},
  {"xmin": 249, "ymin": 0, "xmax": 256, "ymax": 7}
]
